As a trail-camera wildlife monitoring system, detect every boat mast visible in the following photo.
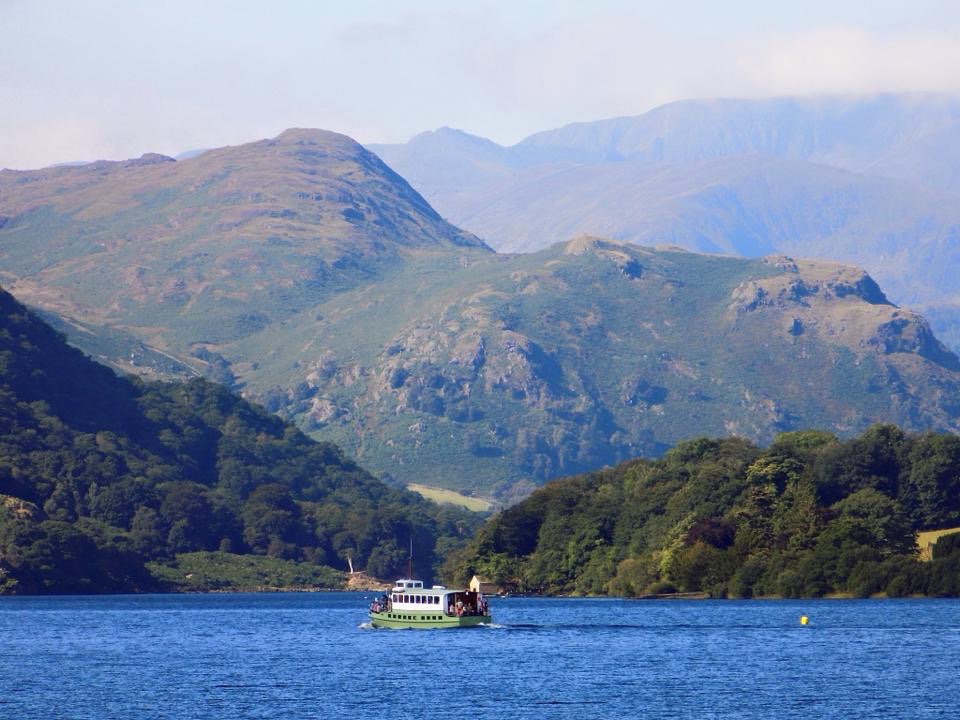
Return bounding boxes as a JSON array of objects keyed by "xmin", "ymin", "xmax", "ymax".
[{"xmin": 407, "ymin": 537, "xmax": 413, "ymax": 578}]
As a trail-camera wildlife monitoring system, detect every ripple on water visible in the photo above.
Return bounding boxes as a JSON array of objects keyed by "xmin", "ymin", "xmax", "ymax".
[{"xmin": 1, "ymin": 594, "xmax": 959, "ymax": 719}]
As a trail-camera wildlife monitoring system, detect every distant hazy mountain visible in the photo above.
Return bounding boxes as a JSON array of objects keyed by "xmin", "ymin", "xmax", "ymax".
[
  {"xmin": 173, "ymin": 148, "xmax": 210, "ymax": 161},
  {"xmin": 369, "ymin": 94, "xmax": 960, "ymax": 350},
  {"xmin": 513, "ymin": 95, "xmax": 960, "ymax": 170},
  {"xmin": 3, "ymin": 128, "xmax": 960, "ymax": 503}
]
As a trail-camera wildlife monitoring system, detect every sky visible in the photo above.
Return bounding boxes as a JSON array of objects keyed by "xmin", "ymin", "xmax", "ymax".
[{"xmin": 2, "ymin": 0, "xmax": 960, "ymax": 169}]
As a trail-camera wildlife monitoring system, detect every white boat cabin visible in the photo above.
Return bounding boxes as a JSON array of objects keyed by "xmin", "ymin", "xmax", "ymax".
[{"xmin": 381, "ymin": 578, "xmax": 488, "ymax": 617}]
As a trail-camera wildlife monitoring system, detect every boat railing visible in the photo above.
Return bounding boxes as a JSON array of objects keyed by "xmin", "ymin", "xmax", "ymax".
[{"xmin": 369, "ymin": 598, "xmax": 392, "ymax": 614}]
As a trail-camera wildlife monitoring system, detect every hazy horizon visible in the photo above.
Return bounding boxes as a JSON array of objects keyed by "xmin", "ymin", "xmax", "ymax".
[{"xmin": 3, "ymin": 0, "xmax": 960, "ymax": 169}]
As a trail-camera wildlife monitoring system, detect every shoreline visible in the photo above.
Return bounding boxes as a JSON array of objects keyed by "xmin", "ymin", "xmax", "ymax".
[{"xmin": 0, "ymin": 588, "xmax": 937, "ymax": 598}]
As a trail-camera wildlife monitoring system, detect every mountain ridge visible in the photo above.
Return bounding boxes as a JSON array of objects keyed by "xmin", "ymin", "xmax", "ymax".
[
  {"xmin": 235, "ymin": 234, "xmax": 960, "ymax": 502},
  {"xmin": 368, "ymin": 93, "xmax": 960, "ymax": 351},
  {"xmin": 0, "ymin": 128, "xmax": 489, "ymax": 379},
  {"xmin": 3, "ymin": 126, "xmax": 960, "ymax": 502}
]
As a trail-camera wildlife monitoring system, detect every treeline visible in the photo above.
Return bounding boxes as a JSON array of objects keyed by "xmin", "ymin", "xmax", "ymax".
[
  {"xmin": 0, "ymin": 288, "xmax": 481, "ymax": 594},
  {"xmin": 444, "ymin": 427, "xmax": 960, "ymax": 598}
]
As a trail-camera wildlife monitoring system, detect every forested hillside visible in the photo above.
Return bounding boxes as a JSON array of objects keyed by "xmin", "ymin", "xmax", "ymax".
[
  {"xmin": 0, "ymin": 287, "xmax": 481, "ymax": 594},
  {"xmin": 445, "ymin": 426, "xmax": 960, "ymax": 598}
]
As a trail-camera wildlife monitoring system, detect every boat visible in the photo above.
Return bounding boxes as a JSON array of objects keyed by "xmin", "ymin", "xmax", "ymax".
[{"xmin": 368, "ymin": 578, "xmax": 492, "ymax": 629}]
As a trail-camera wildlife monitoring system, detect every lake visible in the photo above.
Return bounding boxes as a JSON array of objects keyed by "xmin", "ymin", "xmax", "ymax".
[{"xmin": 1, "ymin": 593, "xmax": 958, "ymax": 718}]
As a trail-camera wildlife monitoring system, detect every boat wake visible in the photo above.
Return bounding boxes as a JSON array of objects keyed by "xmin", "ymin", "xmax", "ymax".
[{"xmin": 359, "ymin": 621, "xmax": 504, "ymax": 631}]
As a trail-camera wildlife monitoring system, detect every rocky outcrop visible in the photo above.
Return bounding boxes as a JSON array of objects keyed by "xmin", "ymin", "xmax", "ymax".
[
  {"xmin": 729, "ymin": 257, "xmax": 960, "ymax": 372},
  {"xmin": 345, "ymin": 571, "xmax": 390, "ymax": 591},
  {"xmin": 0, "ymin": 495, "xmax": 44, "ymax": 522}
]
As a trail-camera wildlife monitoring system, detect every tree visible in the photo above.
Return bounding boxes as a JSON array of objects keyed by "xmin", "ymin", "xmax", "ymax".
[
  {"xmin": 828, "ymin": 488, "xmax": 914, "ymax": 556},
  {"xmin": 159, "ymin": 482, "xmax": 215, "ymax": 551},
  {"xmin": 900, "ymin": 434, "xmax": 960, "ymax": 529},
  {"xmin": 242, "ymin": 484, "xmax": 303, "ymax": 554},
  {"xmin": 129, "ymin": 507, "xmax": 164, "ymax": 558}
]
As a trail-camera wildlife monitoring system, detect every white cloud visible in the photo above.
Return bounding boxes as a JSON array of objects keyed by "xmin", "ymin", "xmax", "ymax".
[
  {"xmin": 2, "ymin": 3, "xmax": 959, "ymax": 168},
  {"xmin": 506, "ymin": 18, "xmax": 960, "ymax": 131}
]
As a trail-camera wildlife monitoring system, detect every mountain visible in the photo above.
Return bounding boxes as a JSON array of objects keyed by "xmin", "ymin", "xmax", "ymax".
[
  {"xmin": 0, "ymin": 286, "xmax": 481, "ymax": 593},
  {"xmin": 368, "ymin": 94, "xmax": 960, "ymax": 350},
  {"xmin": 237, "ymin": 236, "xmax": 960, "ymax": 503},
  {"xmin": 512, "ymin": 94, "xmax": 960, "ymax": 170},
  {"xmin": 0, "ymin": 128, "xmax": 488, "ymax": 379},
  {"xmin": 4, "ymin": 128, "xmax": 960, "ymax": 505},
  {"xmin": 443, "ymin": 427, "xmax": 960, "ymax": 598}
]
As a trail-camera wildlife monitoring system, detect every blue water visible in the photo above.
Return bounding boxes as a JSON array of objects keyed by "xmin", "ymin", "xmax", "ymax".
[{"xmin": 1, "ymin": 594, "xmax": 959, "ymax": 719}]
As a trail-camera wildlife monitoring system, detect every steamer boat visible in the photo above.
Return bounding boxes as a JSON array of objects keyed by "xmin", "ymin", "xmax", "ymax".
[{"xmin": 368, "ymin": 578, "xmax": 491, "ymax": 629}]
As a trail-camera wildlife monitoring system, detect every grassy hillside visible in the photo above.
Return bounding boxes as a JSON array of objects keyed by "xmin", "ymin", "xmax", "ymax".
[
  {"xmin": 0, "ymin": 286, "xmax": 482, "ymax": 594},
  {"xmin": 0, "ymin": 129, "xmax": 488, "ymax": 380},
  {"xmin": 444, "ymin": 426, "xmax": 960, "ymax": 598}
]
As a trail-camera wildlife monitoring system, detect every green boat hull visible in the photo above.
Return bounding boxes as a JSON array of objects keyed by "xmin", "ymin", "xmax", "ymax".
[{"xmin": 369, "ymin": 610, "xmax": 490, "ymax": 629}]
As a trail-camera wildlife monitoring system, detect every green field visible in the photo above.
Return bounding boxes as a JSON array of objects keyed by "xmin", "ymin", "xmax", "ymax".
[{"xmin": 407, "ymin": 483, "xmax": 493, "ymax": 512}]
